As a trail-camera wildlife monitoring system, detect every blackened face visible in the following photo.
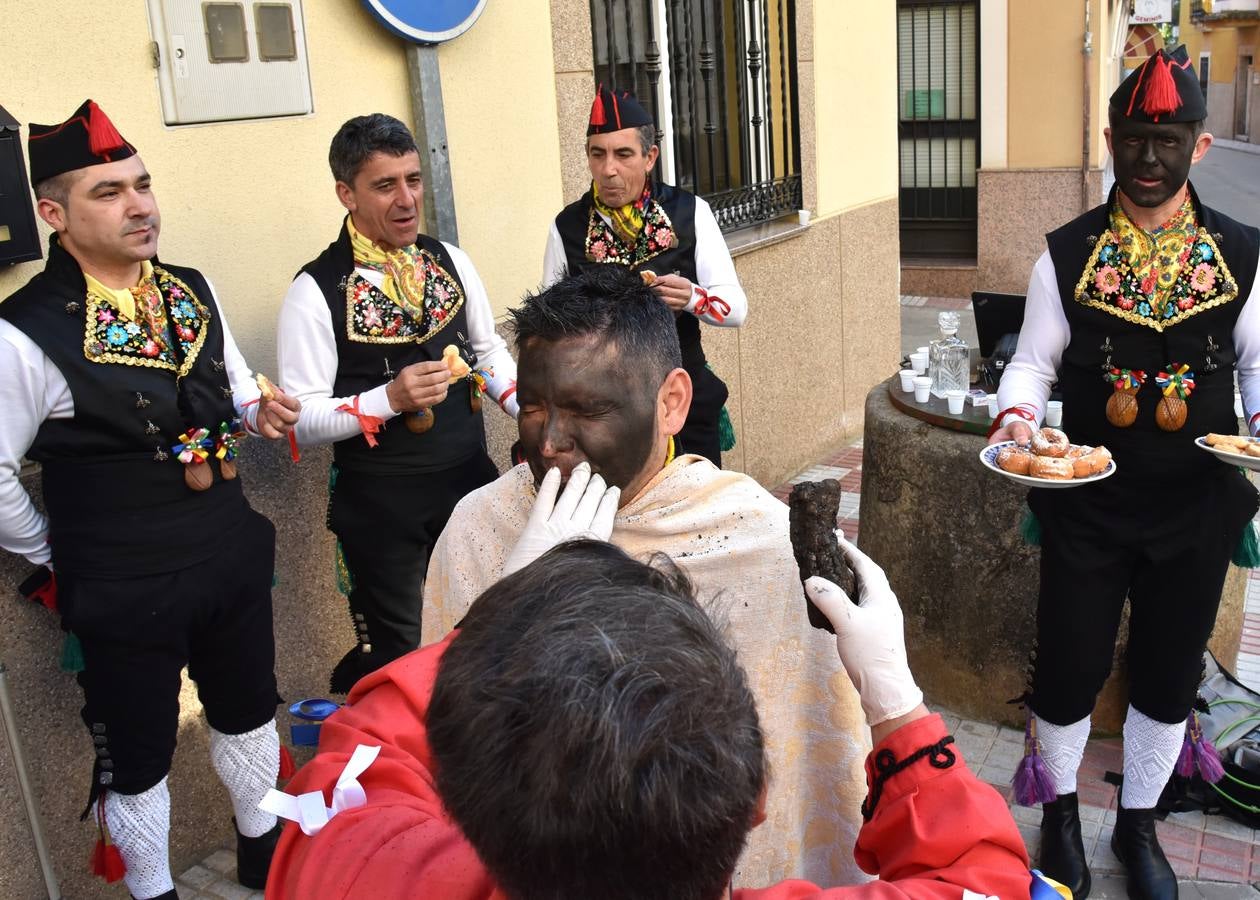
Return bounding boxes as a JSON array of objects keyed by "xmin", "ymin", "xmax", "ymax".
[
  {"xmin": 1109, "ymin": 118, "xmax": 1197, "ymax": 209},
  {"xmin": 516, "ymin": 334, "xmax": 659, "ymax": 492}
]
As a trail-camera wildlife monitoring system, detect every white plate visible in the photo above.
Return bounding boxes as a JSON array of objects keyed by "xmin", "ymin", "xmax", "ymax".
[
  {"xmin": 978, "ymin": 441, "xmax": 1117, "ymax": 489},
  {"xmin": 1195, "ymin": 436, "xmax": 1260, "ymax": 472}
]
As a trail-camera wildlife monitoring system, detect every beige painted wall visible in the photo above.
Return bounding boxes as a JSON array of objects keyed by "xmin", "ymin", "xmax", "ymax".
[
  {"xmin": 813, "ymin": 0, "xmax": 899, "ymax": 217},
  {"xmin": 0, "ymin": 1, "xmax": 422, "ymax": 377},
  {"xmin": 438, "ymin": 0, "xmax": 565, "ymax": 310},
  {"xmin": 1007, "ymin": 0, "xmax": 1114, "ymax": 170}
]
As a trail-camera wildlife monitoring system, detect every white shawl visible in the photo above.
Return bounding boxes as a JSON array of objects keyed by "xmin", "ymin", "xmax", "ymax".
[{"xmin": 422, "ymin": 456, "xmax": 870, "ymax": 888}]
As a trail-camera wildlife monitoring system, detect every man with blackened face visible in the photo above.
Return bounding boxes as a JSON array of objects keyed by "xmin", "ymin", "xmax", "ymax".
[
  {"xmin": 990, "ymin": 46, "xmax": 1260, "ymax": 900},
  {"xmin": 419, "ymin": 266, "xmax": 873, "ymax": 890}
]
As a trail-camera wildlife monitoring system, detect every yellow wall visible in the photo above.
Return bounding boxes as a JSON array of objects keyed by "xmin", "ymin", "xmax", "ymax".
[
  {"xmin": 0, "ymin": 1, "xmax": 422, "ymax": 373},
  {"xmin": 1008, "ymin": 0, "xmax": 1083, "ymax": 167},
  {"xmin": 438, "ymin": 0, "xmax": 564, "ymax": 307},
  {"xmin": 813, "ymin": 0, "xmax": 899, "ymax": 217}
]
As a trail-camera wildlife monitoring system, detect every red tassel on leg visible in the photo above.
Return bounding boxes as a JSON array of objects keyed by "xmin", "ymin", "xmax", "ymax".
[
  {"xmin": 279, "ymin": 744, "xmax": 296, "ymax": 781},
  {"xmin": 589, "ymin": 84, "xmax": 607, "ymax": 128},
  {"xmin": 1140, "ymin": 55, "xmax": 1182, "ymax": 120},
  {"xmin": 89, "ymin": 799, "xmax": 127, "ymax": 883},
  {"xmin": 86, "ymin": 100, "xmax": 126, "ymax": 156}
]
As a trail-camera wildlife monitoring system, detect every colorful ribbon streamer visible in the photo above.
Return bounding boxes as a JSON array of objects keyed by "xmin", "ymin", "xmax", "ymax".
[
  {"xmin": 172, "ymin": 428, "xmax": 212, "ymax": 464},
  {"xmin": 1105, "ymin": 367, "xmax": 1147, "ymax": 392},
  {"xmin": 1156, "ymin": 362, "xmax": 1196, "ymax": 399}
]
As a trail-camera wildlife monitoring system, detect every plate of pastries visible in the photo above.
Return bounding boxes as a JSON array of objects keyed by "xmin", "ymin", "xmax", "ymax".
[
  {"xmin": 980, "ymin": 427, "xmax": 1115, "ymax": 488},
  {"xmin": 1196, "ymin": 433, "xmax": 1260, "ymax": 472}
]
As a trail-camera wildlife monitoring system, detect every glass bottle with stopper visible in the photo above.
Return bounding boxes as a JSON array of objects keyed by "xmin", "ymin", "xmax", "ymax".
[{"xmin": 929, "ymin": 310, "xmax": 969, "ymax": 399}]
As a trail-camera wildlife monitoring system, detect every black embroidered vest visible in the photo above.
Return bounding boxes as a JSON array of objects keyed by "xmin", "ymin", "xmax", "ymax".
[
  {"xmin": 299, "ymin": 223, "xmax": 485, "ymax": 475},
  {"xmin": 554, "ymin": 183, "xmax": 707, "ymax": 371},
  {"xmin": 0, "ymin": 237, "xmax": 247, "ymax": 577},
  {"xmin": 1046, "ymin": 183, "xmax": 1258, "ymax": 482}
]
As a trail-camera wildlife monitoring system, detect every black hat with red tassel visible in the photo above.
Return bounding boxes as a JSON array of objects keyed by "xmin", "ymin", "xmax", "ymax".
[
  {"xmin": 1110, "ymin": 45, "xmax": 1206, "ymax": 124},
  {"xmin": 27, "ymin": 99, "xmax": 136, "ymax": 187},
  {"xmin": 587, "ymin": 84, "xmax": 654, "ymax": 136}
]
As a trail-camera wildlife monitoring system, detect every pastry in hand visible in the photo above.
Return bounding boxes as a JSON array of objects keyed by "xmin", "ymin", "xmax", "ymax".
[
  {"xmin": 442, "ymin": 345, "xmax": 471, "ymax": 383},
  {"xmin": 639, "ymin": 269, "xmax": 657, "ymax": 285},
  {"xmin": 255, "ymin": 373, "xmax": 277, "ymax": 401}
]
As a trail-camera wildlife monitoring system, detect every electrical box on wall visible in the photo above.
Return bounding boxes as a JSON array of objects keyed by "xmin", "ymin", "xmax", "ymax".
[
  {"xmin": 0, "ymin": 104, "xmax": 42, "ymax": 266},
  {"xmin": 147, "ymin": 1, "xmax": 313, "ymax": 125}
]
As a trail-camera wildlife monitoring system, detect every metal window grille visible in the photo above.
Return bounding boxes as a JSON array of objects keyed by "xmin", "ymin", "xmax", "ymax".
[
  {"xmin": 896, "ymin": 0, "xmax": 979, "ymax": 258},
  {"xmin": 590, "ymin": 0, "xmax": 802, "ymax": 232}
]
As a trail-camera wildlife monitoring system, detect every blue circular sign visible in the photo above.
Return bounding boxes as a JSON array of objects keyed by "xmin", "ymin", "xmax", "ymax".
[{"xmin": 361, "ymin": 0, "xmax": 488, "ymax": 44}]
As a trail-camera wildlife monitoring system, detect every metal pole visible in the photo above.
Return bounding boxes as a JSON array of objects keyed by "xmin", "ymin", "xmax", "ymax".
[
  {"xmin": 406, "ymin": 43, "xmax": 460, "ymax": 245},
  {"xmin": 0, "ymin": 663, "xmax": 61, "ymax": 899}
]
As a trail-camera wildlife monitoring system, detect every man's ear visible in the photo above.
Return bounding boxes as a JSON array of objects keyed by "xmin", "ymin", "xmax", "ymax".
[
  {"xmin": 1103, "ymin": 126, "xmax": 1113, "ymax": 158},
  {"xmin": 334, "ymin": 180, "xmax": 357, "ymax": 213},
  {"xmin": 659, "ymin": 367, "xmax": 692, "ymax": 436},
  {"xmin": 750, "ymin": 780, "xmax": 768, "ymax": 828},
  {"xmin": 1191, "ymin": 130, "xmax": 1214, "ymax": 165},
  {"xmin": 645, "ymin": 144, "xmax": 660, "ymax": 174},
  {"xmin": 36, "ymin": 198, "xmax": 66, "ymax": 233}
]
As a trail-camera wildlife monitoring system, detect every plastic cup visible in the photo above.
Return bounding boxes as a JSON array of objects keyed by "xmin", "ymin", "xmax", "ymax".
[
  {"xmin": 987, "ymin": 393, "xmax": 999, "ymax": 419},
  {"xmin": 898, "ymin": 369, "xmax": 917, "ymax": 392},
  {"xmin": 909, "ymin": 352, "xmax": 928, "ymax": 374},
  {"xmin": 798, "ymin": 209, "xmax": 811, "ymax": 226},
  {"xmin": 946, "ymin": 390, "xmax": 966, "ymax": 415},
  {"xmin": 1045, "ymin": 400, "xmax": 1063, "ymax": 427},
  {"xmin": 916, "ymin": 346, "xmax": 929, "ymax": 356},
  {"xmin": 913, "ymin": 376, "xmax": 931, "ymax": 403}
]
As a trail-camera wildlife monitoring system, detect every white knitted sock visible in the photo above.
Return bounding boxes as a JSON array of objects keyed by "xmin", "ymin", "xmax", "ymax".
[
  {"xmin": 209, "ymin": 718, "xmax": 280, "ymax": 838},
  {"xmin": 1122, "ymin": 705, "xmax": 1184, "ymax": 809},
  {"xmin": 1034, "ymin": 713, "xmax": 1091, "ymax": 796},
  {"xmin": 104, "ymin": 779, "xmax": 174, "ymax": 900}
]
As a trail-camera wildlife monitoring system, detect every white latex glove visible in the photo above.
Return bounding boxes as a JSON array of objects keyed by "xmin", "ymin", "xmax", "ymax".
[
  {"xmin": 804, "ymin": 532, "xmax": 924, "ymax": 726},
  {"xmin": 502, "ymin": 462, "xmax": 621, "ymax": 576}
]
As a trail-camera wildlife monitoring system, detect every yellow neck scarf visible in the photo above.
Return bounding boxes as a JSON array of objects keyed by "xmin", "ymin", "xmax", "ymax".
[
  {"xmin": 1110, "ymin": 192, "xmax": 1197, "ymax": 312},
  {"xmin": 84, "ymin": 260, "xmax": 156, "ymax": 322},
  {"xmin": 347, "ymin": 216, "xmax": 427, "ymax": 319},
  {"xmin": 592, "ymin": 182, "xmax": 650, "ymax": 246}
]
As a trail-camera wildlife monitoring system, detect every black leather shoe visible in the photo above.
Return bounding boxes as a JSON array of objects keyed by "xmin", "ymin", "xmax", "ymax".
[
  {"xmin": 1111, "ymin": 804, "xmax": 1177, "ymax": 899},
  {"xmin": 235, "ymin": 817, "xmax": 284, "ymax": 890},
  {"xmin": 1039, "ymin": 792, "xmax": 1092, "ymax": 899}
]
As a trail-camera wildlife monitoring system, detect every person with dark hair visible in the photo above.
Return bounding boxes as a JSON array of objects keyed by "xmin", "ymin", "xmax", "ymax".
[
  {"xmin": 542, "ymin": 85, "xmax": 747, "ymax": 467},
  {"xmin": 266, "ymin": 531, "xmax": 1050, "ymax": 899},
  {"xmin": 277, "ymin": 113, "xmax": 519, "ymax": 693},
  {"xmin": 418, "ymin": 265, "xmax": 870, "ymax": 888},
  {"xmin": 990, "ymin": 46, "xmax": 1260, "ymax": 900},
  {"xmin": 0, "ymin": 100, "xmax": 301, "ymax": 899}
]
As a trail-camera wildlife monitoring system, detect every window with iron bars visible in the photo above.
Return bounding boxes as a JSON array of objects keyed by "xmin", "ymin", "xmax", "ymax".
[{"xmin": 589, "ymin": 0, "xmax": 802, "ymax": 233}]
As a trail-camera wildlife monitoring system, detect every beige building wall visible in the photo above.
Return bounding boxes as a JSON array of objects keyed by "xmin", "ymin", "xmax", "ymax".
[{"xmin": 438, "ymin": 0, "xmax": 565, "ymax": 312}]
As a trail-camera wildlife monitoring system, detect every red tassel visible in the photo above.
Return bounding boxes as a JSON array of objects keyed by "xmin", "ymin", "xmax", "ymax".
[
  {"xmin": 32, "ymin": 573, "xmax": 57, "ymax": 612},
  {"xmin": 1140, "ymin": 55, "xmax": 1182, "ymax": 120},
  {"xmin": 589, "ymin": 84, "xmax": 607, "ymax": 128},
  {"xmin": 279, "ymin": 744, "xmax": 296, "ymax": 780},
  {"xmin": 89, "ymin": 800, "xmax": 127, "ymax": 883},
  {"xmin": 86, "ymin": 100, "xmax": 126, "ymax": 156}
]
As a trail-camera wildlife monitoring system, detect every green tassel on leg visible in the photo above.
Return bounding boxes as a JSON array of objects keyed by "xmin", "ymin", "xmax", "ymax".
[
  {"xmin": 60, "ymin": 632, "xmax": 85, "ymax": 673},
  {"xmin": 1233, "ymin": 521, "xmax": 1260, "ymax": 568},
  {"xmin": 1020, "ymin": 509, "xmax": 1042, "ymax": 547},
  {"xmin": 718, "ymin": 406, "xmax": 736, "ymax": 453}
]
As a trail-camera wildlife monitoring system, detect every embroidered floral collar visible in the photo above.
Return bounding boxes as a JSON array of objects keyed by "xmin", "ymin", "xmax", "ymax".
[
  {"xmin": 1073, "ymin": 196, "xmax": 1239, "ymax": 331},
  {"xmin": 585, "ymin": 190, "xmax": 677, "ymax": 268},
  {"xmin": 344, "ymin": 249, "xmax": 464, "ymax": 345},
  {"xmin": 83, "ymin": 266, "xmax": 210, "ymax": 374}
]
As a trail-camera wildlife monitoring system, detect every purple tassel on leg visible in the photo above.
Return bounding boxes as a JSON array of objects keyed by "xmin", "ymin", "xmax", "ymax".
[
  {"xmin": 1186, "ymin": 710, "xmax": 1226, "ymax": 784},
  {"xmin": 1012, "ymin": 713, "xmax": 1058, "ymax": 806}
]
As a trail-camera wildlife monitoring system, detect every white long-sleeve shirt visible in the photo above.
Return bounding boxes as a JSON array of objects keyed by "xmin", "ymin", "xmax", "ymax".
[
  {"xmin": 277, "ymin": 241, "xmax": 518, "ymax": 448},
  {"xmin": 542, "ymin": 194, "xmax": 748, "ymax": 327},
  {"xmin": 997, "ymin": 250, "xmax": 1260, "ymax": 433},
  {"xmin": 0, "ymin": 278, "xmax": 266, "ymax": 566}
]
